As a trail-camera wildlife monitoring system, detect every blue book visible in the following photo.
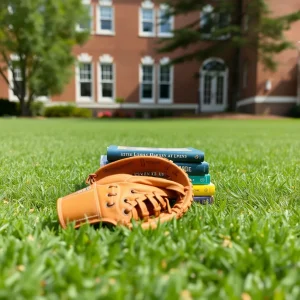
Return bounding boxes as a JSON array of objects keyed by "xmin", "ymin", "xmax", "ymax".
[
  {"xmin": 175, "ymin": 161, "xmax": 209, "ymax": 176},
  {"xmin": 193, "ymin": 196, "xmax": 214, "ymax": 205},
  {"xmin": 106, "ymin": 145, "xmax": 204, "ymax": 163}
]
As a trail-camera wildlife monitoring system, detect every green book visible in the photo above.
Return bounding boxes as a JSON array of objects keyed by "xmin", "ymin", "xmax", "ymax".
[{"xmin": 189, "ymin": 174, "xmax": 211, "ymax": 185}]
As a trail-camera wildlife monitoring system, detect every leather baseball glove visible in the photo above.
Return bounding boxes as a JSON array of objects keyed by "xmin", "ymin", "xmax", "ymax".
[{"xmin": 57, "ymin": 156, "xmax": 194, "ymax": 230}]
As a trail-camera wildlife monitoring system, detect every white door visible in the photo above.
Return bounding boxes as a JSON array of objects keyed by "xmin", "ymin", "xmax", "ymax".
[{"xmin": 200, "ymin": 59, "xmax": 228, "ymax": 112}]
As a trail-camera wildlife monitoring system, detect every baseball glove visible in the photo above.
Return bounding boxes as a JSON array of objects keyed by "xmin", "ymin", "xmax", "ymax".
[{"xmin": 57, "ymin": 156, "xmax": 194, "ymax": 230}]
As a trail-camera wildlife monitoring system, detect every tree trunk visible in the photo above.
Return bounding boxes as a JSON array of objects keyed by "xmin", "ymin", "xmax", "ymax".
[{"xmin": 20, "ymin": 98, "xmax": 31, "ymax": 116}]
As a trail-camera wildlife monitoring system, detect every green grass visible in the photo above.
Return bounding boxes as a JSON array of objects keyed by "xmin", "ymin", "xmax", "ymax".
[{"xmin": 0, "ymin": 118, "xmax": 300, "ymax": 300}]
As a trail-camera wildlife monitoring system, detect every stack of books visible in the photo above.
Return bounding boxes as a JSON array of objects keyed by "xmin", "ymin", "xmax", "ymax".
[{"xmin": 99, "ymin": 145, "xmax": 215, "ymax": 204}]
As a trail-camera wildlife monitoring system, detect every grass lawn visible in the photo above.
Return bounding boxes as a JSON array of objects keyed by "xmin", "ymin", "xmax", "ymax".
[{"xmin": 0, "ymin": 117, "xmax": 299, "ymax": 300}]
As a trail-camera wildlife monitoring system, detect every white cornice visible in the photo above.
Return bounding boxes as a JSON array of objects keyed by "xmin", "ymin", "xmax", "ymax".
[
  {"xmin": 141, "ymin": 0, "xmax": 154, "ymax": 9},
  {"xmin": 99, "ymin": 54, "xmax": 113, "ymax": 63},
  {"xmin": 141, "ymin": 56, "xmax": 154, "ymax": 65},
  {"xmin": 77, "ymin": 53, "xmax": 93, "ymax": 63}
]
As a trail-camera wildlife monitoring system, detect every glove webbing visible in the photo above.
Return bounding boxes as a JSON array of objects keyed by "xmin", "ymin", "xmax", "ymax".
[{"xmin": 123, "ymin": 186, "xmax": 190, "ymax": 222}]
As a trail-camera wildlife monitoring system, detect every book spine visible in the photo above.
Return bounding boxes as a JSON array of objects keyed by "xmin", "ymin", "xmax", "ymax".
[
  {"xmin": 100, "ymin": 155, "xmax": 209, "ymax": 177},
  {"xmin": 175, "ymin": 162, "xmax": 209, "ymax": 176},
  {"xmin": 106, "ymin": 145, "xmax": 204, "ymax": 163},
  {"xmin": 189, "ymin": 174, "xmax": 211, "ymax": 185},
  {"xmin": 193, "ymin": 196, "xmax": 214, "ymax": 204},
  {"xmin": 193, "ymin": 183, "xmax": 215, "ymax": 196}
]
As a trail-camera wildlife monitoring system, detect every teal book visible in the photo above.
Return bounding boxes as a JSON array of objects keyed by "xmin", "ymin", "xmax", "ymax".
[
  {"xmin": 189, "ymin": 174, "xmax": 211, "ymax": 185},
  {"xmin": 175, "ymin": 161, "xmax": 209, "ymax": 176},
  {"xmin": 106, "ymin": 145, "xmax": 204, "ymax": 163}
]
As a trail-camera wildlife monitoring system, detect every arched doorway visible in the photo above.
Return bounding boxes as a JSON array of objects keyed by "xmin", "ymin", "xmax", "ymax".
[{"xmin": 200, "ymin": 58, "xmax": 228, "ymax": 112}]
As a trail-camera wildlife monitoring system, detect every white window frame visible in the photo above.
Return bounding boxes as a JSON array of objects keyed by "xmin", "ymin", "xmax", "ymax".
[
  {"xmin": 139, "ymin": 56, "xmax": 155, "ymax": 103},
  {"xmin": 76, "ymin": 0, "xmax": 93, "ymax": 33},
  {"xmin": 98, "ymin": 54, "xmax": 115, "ymax": 103},
  {"xmin": 158, "ymin": 57, "xmax": 173, "ymax": 103},
  {"xmin": 157, "ymin": 4, "xmax": 174, "ymax": 38},
  {"xmin": 97, "ymin": 0, "xmax": 115, "ymax": 35},
  {"xmin": 139, "ymin": 1, "xmax": 155, "ymax": 37},
  {"xmin": 8, "ymin": 54, "xmax": 49, "ymax": 102},
  {"xmin": 76, "ymin": 53, "xmax": 94, "ymax": 102},
  {"xmin": 200, "ymin": 5, "xmax": 231, "ymax": 41}
]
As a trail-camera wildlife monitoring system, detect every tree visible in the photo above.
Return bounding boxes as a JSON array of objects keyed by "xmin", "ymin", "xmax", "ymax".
[
  {"xmin": 157, "ymin": 0, "xmax": 300, "ymax": 110},
  {"xmin": 0, "ymin": 0, "xmax": 90, "ymax": 116}
]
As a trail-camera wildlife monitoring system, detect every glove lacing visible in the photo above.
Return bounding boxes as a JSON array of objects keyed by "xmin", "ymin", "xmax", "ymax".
[{"xmin": 123, "ymin": 187, "xmax": 189, "ymax": 222}]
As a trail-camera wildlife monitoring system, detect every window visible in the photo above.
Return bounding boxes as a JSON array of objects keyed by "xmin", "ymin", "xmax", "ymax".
[
  {"xmin": 140, "ymin": 56, "xmax": 155, "ymax": 102},
  {"xmin": 77, "ymin": 0, "xmax": 93, "ymax": 32},
  {"xmin": 200, "ymin": 5, "xmax": 231, "ymax": 40},
  {"xmin": 12, "ymin": 63, "xmax": 24, "ymax": 97},
  {"xmin": 98, "ymin": 54, "xmax": 115, "ymax": 102},
  {"xmin": 7, "ymin": 56, "xmax": 25, "ymax": 101},
  {"xmin": 78, "ymin": 4, "xmax": 93, "ymax": 31},
  {"xmin": 76, "ymin": 53, "xmax": 93, "ymax": 102},
  {"xmin": 79, "ymin": 63, "xmax": 93, "ymax": 97},
  {"xmin": 98, "ymin": 1, "xmax": 114, "ymax": 34},
  {"xmin": 139, "ymin": 1, "xmax": 155, "ymax": 37},
  {"xmin": 100, "ymin": 63, "xmax": 114, "ymax": 100},
  {"xmin": 158, "ymin": 58, "xmax": 173, "ymax": 103},
  {"xmin": 158, "ymin": 4, "xmax": 174, "ymax": 37},
  {"xmin": 8, "ymin": 55, "xmax": 49, "ymax": 101}
]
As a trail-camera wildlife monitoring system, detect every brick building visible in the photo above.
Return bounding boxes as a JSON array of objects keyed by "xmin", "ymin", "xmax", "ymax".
[{"xmin": 0, "ymin": 0, "xmax": 299, "ymax": 116}]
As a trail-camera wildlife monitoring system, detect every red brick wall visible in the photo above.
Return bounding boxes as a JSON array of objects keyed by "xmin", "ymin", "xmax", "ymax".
[
  {"xmin": 0, "ymin": 65, "xmax": 9, "ymax": 99},
  {"xmin": 255, "ymin": 0, "xmax": 300, "ymax": 97}
]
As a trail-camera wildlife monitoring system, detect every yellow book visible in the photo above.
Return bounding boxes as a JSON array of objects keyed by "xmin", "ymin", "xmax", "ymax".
[{"xmin": 193, "ymin": 182, "xmax": 215, "ymax": 196}]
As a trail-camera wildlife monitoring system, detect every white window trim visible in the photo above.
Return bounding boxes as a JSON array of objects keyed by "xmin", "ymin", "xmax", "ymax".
[
  {"xmin": 200, "ymin": 5, "xmax": 231, "ymax": 41},
  {"xmin": 96, "ymin": 0, "xmax": 115, "ymax": 35},
  {"xmin": 75, "ymin": 53, "xmax": 94, "ymax": 102},
  {"xmin": 98, "ymin": 54, "xmax": 115, "ymax": 103},
  {"xmin": 158, "ymin": 57, "xmax": 173, "ymax": 103},
  {"xmin": 139, "ymin": 1, "xmax": 155, "ymax": 37},
  {"xmin": 139, "ymin": 56, "xmax": 155, "ymax": 103},
  {"xmin": 8, "ymin": 54, "xmax": 49, "ymax": 102},
  {"xmin": 157, "ymin": 4, "xmax": 174, "ymax": 38}
]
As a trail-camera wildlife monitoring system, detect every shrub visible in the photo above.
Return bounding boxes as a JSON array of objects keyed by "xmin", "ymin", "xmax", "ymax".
[
  {"xmin": 44, "ymin": 105, "xmax": 92, "ymax": 118},
  {"xmin": 0, "ymin": 98, "xmax": 19, "ymax": 116},
  {"xmin": 72, "ymin": 107, "xmax": 92, "ymax": 118},
  {"xmin": 30, "ymin": 101, "xmax": 45, "ymax": 117},
  {"xmin": 115, "ymin": 97, "xmax": 125, "ymax": 103},
  {"xmin": 288, "ymin": 104, "xmax": 300, "ymax": 118}
]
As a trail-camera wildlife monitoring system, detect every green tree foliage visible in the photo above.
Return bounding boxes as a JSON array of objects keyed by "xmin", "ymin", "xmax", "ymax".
[
  {"xmin": 158, "ymin": 0, "xmax": 300, "ymax": 71},
  {"xmin": 0, "ymin": 0, "xmax": 90, "ymax": 116}
]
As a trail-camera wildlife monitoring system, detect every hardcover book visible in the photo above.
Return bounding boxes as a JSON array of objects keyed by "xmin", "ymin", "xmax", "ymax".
[
  {"xmin": 176, "ymin": 161, "xmax": 209, "ymax": 176},
  {"xmin": 100, "ymin": 155, "xmax": 209, "ymax": 177},
  {"xmin": 106, "ymin": 145, "xmax": 204, "ymax": 163},
  {"xmin": 193, "ymin": 183, "xmax": 215, "ymax": 196},
  {"xmin": 189, "ymin": 174, "xmax": 211, "ymax": 185},
  {"xmin": 193, "ymin": 196, "xmax": 214, "ymax": 204}
]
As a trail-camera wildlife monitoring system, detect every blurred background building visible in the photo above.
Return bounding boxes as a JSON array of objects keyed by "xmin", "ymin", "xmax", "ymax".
[{"xmin": 0, "ymin": 0, "xmax": 299, "ymax": 116}]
